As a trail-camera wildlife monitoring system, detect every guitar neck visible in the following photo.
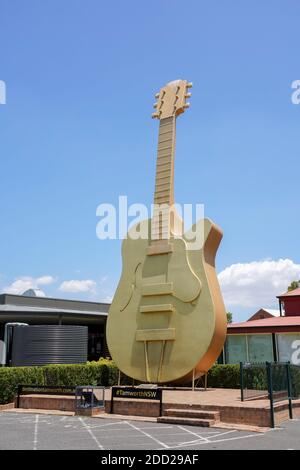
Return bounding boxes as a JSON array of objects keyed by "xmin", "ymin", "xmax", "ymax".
[
  {"xmin": 149, "ymin": 116, "xmax": 176, "ymax": 249},
  {"xmin": 154, "ymin": 116, "xmax": 176, "ymax": 207}
]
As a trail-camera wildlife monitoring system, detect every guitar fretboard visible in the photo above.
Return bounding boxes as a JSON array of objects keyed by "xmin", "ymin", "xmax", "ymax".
[{"xmin": 151, "ymin": 116, "xmax": 176, "ymax": 245}]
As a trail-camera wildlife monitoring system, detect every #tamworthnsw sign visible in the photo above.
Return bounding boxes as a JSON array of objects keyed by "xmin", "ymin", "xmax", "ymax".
[{"xmin": 111, "ymin": 387, "xmax": 162, "ymax": 400}]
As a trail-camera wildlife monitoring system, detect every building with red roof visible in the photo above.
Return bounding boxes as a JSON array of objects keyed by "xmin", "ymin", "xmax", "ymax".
[
  {"xmin": 277, "ymin": 287, "xmax": 300, "ymax": 316},
  {"xmin": 223, "ymin": 288, "xmax": 300, "ymax": 365}
]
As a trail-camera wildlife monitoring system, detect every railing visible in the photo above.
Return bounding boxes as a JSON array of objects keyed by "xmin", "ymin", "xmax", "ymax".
[{"xmin": 240, "ymin": 362, "xmax": 300, "ymax": 427}]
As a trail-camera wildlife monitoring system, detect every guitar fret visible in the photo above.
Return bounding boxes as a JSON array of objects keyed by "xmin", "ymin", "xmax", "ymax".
[
  {"xmin": 160, "ymin": 121, "xmax": 173, "ymax": 129},
  {"xmin": 158, "ymin": 132, "xmax": 173, "ymax": 142},
  {"xmin": 154, "ymin": 198, "xmax": 170, "ymax": 204},
  {"xmin": 157, "ymin": 143, "xmax": 173, "ymax": 151},
  {"xmin": 158, "ymin": 130, "xmax": 173, "ymax": 139},
  {"xmin": 155, "ymin": 190, "xmax": 171, "ymax": 197},
  {"xmin": 157, "ymin": 158, "xmax": 171, "ymax": 164},
  {"xmin": 156, "ymin": 178, "xmax": 171, "ymax": 184},
  {"xmin": 156, "ymin": 170, "xmax": 171, "ymax": 178},
  {"xmin": 156, "ymin": 168, "xmax": 171, "ymax": 175},
  {"xmin": 155, "ymin": 184, "xmax": 171, "ymax": 192},
  {"xmin": 157, "ymin": 148, "xmax": 172, "ymax": 156},
  {"xmin": 156, "ymin": 160, "xmax": 172, "ymax": 167},
  {"xmin": 155, "ymin": 181, "xmax": 171, "ymax": 189},
  {"xmin": 158, "ymin": 138, "xmax": 172, "ymax": 146}
]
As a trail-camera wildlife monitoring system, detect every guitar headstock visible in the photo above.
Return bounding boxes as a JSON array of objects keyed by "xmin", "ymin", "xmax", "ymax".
[{"xmin": 152, "ymin": 79, "xmax": 192, "ymax": 120}]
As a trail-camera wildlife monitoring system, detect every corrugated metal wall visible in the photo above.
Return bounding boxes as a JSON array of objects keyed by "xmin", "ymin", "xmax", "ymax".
[{"xmin": 11, "ymin": 325, "xmax": 88, "ymax": 366}]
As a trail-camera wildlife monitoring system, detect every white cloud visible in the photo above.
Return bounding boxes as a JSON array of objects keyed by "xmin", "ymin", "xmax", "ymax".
[
  {"xmin": 3, "ymin": 275, "xmax": 55, "ymax": 295},
  {"xmin": 218, "ymin": 258, "xmax": 300, "ymax": 310},
  {"xmin": 58, "ymin": 279, "xmax": 97, "ymax": 294},
  {"xmin": 36, "ymin": 275, "xmax": 55, "ymax": 285}
]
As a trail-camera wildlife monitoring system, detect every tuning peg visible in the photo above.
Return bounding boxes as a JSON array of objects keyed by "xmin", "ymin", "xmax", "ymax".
[
  {"xmin": 185, "ymin": 92, "xmax": 192, "ymax": 98},
  {"xmin": 155, "ymin": 93, "xmax": 160, "ymax": 98},
  {"xmin": 153, "ymin": 103, "xmax": 158, "ymax": 108},
  {"xmin": 151, "ymin": 112, "xmax": 160, "ymax": 119},
  {"xmin": 183, "ymin": 103, "xmax": 190, "ymax": 109},
  {"xmin": 186, "ymin": 82, "xmax": 193, "ymax": 89}
]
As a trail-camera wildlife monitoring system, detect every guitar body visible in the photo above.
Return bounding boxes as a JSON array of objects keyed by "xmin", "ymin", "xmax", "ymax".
[{"xmin": 106, "ymin": 217, "xmax": 227, "ymax": 384}]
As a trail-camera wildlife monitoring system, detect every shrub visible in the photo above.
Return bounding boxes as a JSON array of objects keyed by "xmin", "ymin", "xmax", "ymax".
[
  {"xmin": 0, "ymin": 360, "xmax": 119, "ymax": 405},
  {"xmin": 207, "ymin": 364, "xmax": 240, "ymax": 389},
  {"xmin": 0, "ymin": 366, "xmax": 44, "ymax": 405}
]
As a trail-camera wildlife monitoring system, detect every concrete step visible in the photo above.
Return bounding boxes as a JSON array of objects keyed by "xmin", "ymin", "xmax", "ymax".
[
  {"xmin": 164, "ymin": 408, "xmax": 220, "ymax": 421},
  {"xmin": 157, "ymin": 416, "xmax": 216, "ymax": 427}
]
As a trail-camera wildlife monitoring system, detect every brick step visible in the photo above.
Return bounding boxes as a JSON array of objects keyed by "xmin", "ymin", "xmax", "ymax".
[
  {"xmin": 157, "ymin": 416, "xmax": 215, "ymax": 427},
  {"xmin": 164, "ymin": 408, "xmax": 220, "ymax": 421}
]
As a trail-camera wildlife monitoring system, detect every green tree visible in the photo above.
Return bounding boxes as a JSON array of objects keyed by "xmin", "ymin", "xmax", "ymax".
[
  {"xmin": 288, "ymin": 280, "xmax": 300, "ymax": 292},
  {"xmin": 226, "ymin": 312, "xmax": 233, "ymax": 323}
]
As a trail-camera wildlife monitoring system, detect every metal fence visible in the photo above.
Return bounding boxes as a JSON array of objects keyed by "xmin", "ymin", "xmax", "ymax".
[
  {"xmin": 290, "ymin": 364, "xmax": 300, "ymax": 399},
  {"xmin": 240, "ymin": 362, "xmax": 269, "ymax": 401},
  {"xmin": 240, "ymin": 362, "xmax": 300, "ymax": 427}
]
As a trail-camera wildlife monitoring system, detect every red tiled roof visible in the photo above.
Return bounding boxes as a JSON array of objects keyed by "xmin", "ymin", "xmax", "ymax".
[
  {"xmin": 277, "ymin": 287, "xmax": 300, "ymax": 298},
  {"xmin": 228, "ymin": 316, "xmax": 300, "ymax": 329}
]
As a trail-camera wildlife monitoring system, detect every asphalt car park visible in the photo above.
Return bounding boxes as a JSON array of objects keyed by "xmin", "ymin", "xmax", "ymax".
[{"xmin": 0, "ymin": 412, "xmax": 299, "ymax": 450}]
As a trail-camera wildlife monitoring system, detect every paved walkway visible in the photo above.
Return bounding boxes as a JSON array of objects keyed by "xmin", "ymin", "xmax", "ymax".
[{"xmin": 106, "ymin": 387, "xmax": 273, "ymax": 408}]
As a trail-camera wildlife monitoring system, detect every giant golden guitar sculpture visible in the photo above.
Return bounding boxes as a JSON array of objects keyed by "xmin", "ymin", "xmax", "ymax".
[{"xmin": 106, "ymin": 80, "xmax": 227, "ymax": 384}]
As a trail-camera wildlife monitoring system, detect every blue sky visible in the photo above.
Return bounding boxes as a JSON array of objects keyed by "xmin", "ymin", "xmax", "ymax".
[{"xmin": 1, "ymin": 0, "xmax": 300, "ymax": 321}]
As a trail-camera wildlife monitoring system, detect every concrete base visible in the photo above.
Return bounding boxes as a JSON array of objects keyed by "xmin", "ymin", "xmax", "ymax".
[
  {"xmin": 14, "ymin": 388, "xmax": 300, "ymax": 429},
  {"xmin": 18, "ymin": 394, "xmax": 75, "ymax": 412},
  {"xmin": 106, "ymin": 388, "xmax": 300, "ymax": 428},
  {"xmin": 0, "ymin": 402, "xmax": 15, "ymax": 411}
]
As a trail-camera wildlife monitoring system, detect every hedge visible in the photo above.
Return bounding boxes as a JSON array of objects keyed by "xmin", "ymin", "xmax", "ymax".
[{"xmin": 0, "ymin": 360, "xmax": 118, "ymax": 405}]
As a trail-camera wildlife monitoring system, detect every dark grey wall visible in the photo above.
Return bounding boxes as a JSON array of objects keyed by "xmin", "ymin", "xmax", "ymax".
[{"xmin": 11, "ymin": 325, "xmax": 88, "ymax": 366}]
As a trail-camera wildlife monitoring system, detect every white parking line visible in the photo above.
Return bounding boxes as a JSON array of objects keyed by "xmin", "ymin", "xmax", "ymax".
[
  {"xmin": 126, "ymin": 421, "xmax": 169, "ymax": 449},
  {"xmin": 65, "ymin": 421, "xmax": 131, "ymax": 434},
  {"xmin": 166, "ymin": 432, "xmax": 263, "ymax": 450},
  {"xmin": 174, "ymin": 430, "xmax": 237, "ymax": 447},
  {"xmin": 208, "ymin": 430, "xmax": 237, "ymax": 439},
  {"xmin": 177, "ymin": 425, "xmax": 210, "ymax": 443},
  {"xmin": 138, "ymin": 426, "xmax": 173, "ymax": 430},
  {"xmin": 78, "ymin": 417, "xmax": 104, "ymax": 449},
  {"xmin": 33, "ymin": 415, "xmax": 39, "ymax": 450},
  {"xmin": 83, "ymin": 421, "xmax": 125, "ymax": 430}
]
